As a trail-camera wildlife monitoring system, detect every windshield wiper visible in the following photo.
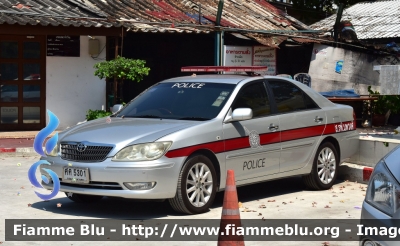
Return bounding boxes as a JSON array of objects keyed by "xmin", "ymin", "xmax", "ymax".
[
  {"xmin": 127, "ymin": 115, "xmax": 162, "ymax": 119},
  {"xmin": 178, "ymin": 117, "xmax": 211, "ymax": 121}
]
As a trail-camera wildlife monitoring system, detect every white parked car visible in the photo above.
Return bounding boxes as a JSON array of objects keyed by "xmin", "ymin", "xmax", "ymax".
[{"xmin": 41, "ymin": 66, "xmax": 359, "ymax": 214}]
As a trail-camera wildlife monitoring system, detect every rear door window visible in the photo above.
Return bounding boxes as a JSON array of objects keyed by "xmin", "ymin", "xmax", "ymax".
[{"xmin": 267, "ymin": 80, "xmax": 318, "ymax": 114}]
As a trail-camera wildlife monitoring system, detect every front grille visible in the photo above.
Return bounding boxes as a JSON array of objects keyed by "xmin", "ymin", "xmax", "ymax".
[
  {"xmin": 61, "ymin": 142, "xmax": 113, "ymax": 162},
  {"xmin": 59, "ymin": 179, "xmax": 123, "ymax": 190}
]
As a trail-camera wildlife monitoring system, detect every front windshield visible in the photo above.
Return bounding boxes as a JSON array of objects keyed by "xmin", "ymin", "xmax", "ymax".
[{"xmin": 116, "ymin": 82, "xmax": 236, "ymax": 120}]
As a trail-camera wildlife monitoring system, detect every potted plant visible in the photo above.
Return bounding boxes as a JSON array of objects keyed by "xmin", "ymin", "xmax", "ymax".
[
  {"xmin": 94, "ymin": 56, "xmax": 150, "ymax": 106},
  {"xmin": 368, "ymin": 86, "xmax": 388, "ymax": 127}
]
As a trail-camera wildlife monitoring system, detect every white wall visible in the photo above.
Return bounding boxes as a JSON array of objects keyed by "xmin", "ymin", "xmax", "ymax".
[
  {"xmin": 308, "ymin": 44, "xmax": 380, "ymax": 95},
  {"xmin": 46, "ymin": 36, "xmax": 106, "ymax": 130},
  {"xmin": 380, "ymin": 65, "xmax": 400, "ymax": 95}
]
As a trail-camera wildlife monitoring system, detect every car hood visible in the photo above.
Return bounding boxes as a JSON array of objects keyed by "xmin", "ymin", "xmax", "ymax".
[
  {"xmin": 59, "ymin": 117, "xmax": 198, "ymax": 147},
  {"xmin": 384, "ymin": 146, "xmax": 400, "ymax": 184}
]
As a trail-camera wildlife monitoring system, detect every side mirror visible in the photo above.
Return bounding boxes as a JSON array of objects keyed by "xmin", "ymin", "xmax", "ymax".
[
  {"xmin": 111, "ymin": 104, "xmax": 123, "ymax": 113},
  {"xmin": 224, "ymin": 108, "xmax": 253, "ymax": 122}
]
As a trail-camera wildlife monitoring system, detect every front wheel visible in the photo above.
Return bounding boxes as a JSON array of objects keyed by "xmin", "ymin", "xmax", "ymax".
[
  {"xmin": 169, "ymin": 155, "xmax": 217, "ymax": 214},
  {"xmin": 303, "ymin": 142, "xmax": 338, "ymax": 190}
]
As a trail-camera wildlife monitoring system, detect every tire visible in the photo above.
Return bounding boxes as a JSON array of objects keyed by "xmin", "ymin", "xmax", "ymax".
[
  {"xmin": 65, "ymin": 192, "xmax": 103, "ymax": 203},
  {"xmin": 169, "ymin": 155, "xmax": 217, "ymax": 214},
  {"xmin": 360, "ymin": 240, "xmax": 378, "ymax": 246},
  {"xmin": 303, "ymin": 142, "xmax": 338, "ymax": 190}
]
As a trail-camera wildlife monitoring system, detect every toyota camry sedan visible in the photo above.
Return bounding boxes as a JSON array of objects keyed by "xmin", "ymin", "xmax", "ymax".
[{"xmin": 41, "ymin": 66, "xmax": 359, "ymax": 214}]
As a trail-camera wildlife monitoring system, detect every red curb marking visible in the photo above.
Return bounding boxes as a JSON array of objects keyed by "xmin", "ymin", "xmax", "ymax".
[
  {"xmin": 363, "ymin": 167, "xmax": 374, "ymax": 181},
  {"xmin": 0, "ymin": 148, "xmax": 16, "ymax": 153}
]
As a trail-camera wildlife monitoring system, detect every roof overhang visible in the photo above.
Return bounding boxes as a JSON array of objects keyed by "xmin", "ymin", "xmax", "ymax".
[{"xmin": 0, "ymin": 23, "xmax": 121, "ymax": 36}]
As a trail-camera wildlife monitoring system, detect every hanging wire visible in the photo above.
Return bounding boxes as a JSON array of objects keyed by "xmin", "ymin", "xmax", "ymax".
[{"xmin": 91, "ymin": 44, "xmax": 106, "ymax": 60}]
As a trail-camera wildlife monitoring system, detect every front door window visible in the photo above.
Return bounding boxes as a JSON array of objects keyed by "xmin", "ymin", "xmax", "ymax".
[{"xmin": 223, "ymin": 80, "xmax": 281, "ymax": 183}]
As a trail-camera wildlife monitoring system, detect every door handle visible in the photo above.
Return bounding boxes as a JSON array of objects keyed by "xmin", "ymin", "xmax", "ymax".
[
  {"xmin": 269, "ymin": 123, "xmax": 279, "ymax": 132},
  {"xmin": 315, "ymin": 116, "xmax": 324, "ymax": 123}
]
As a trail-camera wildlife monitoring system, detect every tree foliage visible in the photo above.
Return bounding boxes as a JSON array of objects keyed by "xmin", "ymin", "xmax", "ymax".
[
  {"xmin": 86, "ymin": 109, "xmax": 112, "ymax": 121},
  {"xmin": 93, "ymin": 56, "xmax": 150, "ymax": 105},
  {"xmin": 94, "ymin": 56, "xmax": 150, "ymax": 82}
]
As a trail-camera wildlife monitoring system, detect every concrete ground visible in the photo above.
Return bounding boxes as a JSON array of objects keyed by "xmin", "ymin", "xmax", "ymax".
[
  {"xmin": 0, "ymin": 156, "xmax": 367, "ymax": 246},
  {"xmin": 0, "ymin": 131, "xmax": 57, "ymax": 151}
]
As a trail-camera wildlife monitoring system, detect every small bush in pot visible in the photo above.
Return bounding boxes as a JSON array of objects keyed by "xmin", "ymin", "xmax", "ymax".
[{"xmin": 368, "ymin": 86, "xmax": 388, "ymax": 127}]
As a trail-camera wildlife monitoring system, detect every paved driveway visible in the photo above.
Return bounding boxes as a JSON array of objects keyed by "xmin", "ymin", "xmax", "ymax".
[{"xmin": 0, "ymin": 156, "xmax": 367, "ymax": 246}]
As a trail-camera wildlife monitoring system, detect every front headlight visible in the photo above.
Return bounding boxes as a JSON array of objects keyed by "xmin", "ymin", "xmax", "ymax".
[
  {"xmin": 366, "ymin": 159, "xmax": 400, "ymax": 216},
  {"xmin": 112, "ymin": 142, "xmax": 172, "ymax": 161},
  {"xmin": 46, "ymin": 144, "xmax": 59, "ymax": 157}
]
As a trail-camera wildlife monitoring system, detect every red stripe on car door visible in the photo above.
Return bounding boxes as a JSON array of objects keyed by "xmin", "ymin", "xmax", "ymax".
[
  {"xmin": 281, "ymin": 125, "xmax": 325, "ymax": 142},
  {"xmin": 165, "ymin": 123, "xmax": 355, "ymax": 158}
]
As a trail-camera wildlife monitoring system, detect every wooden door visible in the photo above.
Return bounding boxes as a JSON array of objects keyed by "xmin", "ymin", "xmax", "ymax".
[{"xmin": 0, "ymin": 35, "xmax": 46, "ymax": 130}]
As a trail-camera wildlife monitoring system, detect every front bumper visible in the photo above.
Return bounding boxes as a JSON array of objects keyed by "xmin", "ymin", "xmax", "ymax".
[{"xmin": 40, "ymin": 156, "xmax": 185, "ymax": 199}]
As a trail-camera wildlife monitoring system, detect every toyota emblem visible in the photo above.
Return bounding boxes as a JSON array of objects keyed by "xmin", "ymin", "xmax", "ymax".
[{"xmin": 76, "ymin": 143, "xmax": 87, "ymax": 152}]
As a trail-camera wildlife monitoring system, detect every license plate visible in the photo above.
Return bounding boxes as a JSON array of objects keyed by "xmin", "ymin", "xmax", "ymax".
[{"xmin": 62, "ymin": 167, "xmax": 89, "ymax": 184}]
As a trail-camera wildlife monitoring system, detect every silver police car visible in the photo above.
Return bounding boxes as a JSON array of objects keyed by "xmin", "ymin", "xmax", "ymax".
[{"xmin": 42, "ymin": 67, "xmax": 359, "ymax": 214}]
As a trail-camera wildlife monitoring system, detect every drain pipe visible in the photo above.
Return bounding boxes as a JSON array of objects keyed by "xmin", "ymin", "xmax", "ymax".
[{"xmin": 215, "ymin": 0, "xmax": 224, "ymax": 66}]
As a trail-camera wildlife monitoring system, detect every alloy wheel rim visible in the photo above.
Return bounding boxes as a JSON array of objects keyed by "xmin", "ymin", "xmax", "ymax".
[
  {"xmin": 186, "ymin": 163, "xmax": 213, "ymax": 207},
  {"xmin": 317, "ymin": 147, "xmax": 336, "ymax": 184}
]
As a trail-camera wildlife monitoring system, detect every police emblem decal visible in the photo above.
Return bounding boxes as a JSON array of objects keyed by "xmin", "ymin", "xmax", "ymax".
[{"xmin": 244, "ymin": 126, "xmax": 262, "ymax": 149}]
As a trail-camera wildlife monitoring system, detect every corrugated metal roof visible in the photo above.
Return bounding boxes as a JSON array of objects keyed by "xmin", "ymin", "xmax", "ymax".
[
  {"xmin": 0, "ymin": 0, "xmax": 117, "ymax": 28},
  {"xmin": 310, "ymin": 0, "xmax": 400, "ymax": 40},
  {"xmin": 91, "ymin": 0, "xmax": 312, "ymax": 34},
  {"xmin": 0, "ymin": 0, "xmax": 324, "ymax": 46},
  {"xmin": 0, "ymin": 0, "xmax": 311, "ymax": 34}
]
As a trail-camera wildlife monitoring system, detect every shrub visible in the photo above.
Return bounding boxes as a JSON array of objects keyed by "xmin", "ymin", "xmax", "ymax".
[
  {"xmin": 86, "ymin": 109, "xmax": 112, "ymax": 121},
  {"xmin": 94, "ymin": 56, "xmax": 150, "ymax": 105}
]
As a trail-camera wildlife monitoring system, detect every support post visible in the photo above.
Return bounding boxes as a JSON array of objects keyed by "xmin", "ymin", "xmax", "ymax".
[
  {"xmin": 198, "ymin": 3, "xmax": 202, "ymax": 24},
  {"xmin": 215, "ymin": 32, "xmax": 220, "ymax": 66},
  {"xmin": 113, "ymin": 36, "xmax": 119, "ymax": 105},
  {"xmin": 215, "ymin": 0, "xmax": 224, "ymax": 66},
  {"xmin": 334, "ymin": 3, "xmax": 344, "ymax": 47},
  {"xmin": 220, "ymin": 30, "xmax": 224, "ymax": 66}
]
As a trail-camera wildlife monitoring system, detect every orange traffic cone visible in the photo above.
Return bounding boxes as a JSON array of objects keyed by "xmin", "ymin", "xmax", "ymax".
[{"xmin": 218, "ymin": 170, "xmax": 245, "ymax": 246}]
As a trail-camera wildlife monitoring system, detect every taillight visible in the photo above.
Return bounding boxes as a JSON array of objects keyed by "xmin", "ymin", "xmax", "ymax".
[{"xmin": 353, "ymin": 111, "xmax": 357, "ymax": 130}]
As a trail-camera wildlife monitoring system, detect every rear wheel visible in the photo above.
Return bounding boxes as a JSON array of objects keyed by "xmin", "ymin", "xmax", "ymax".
[
  {"xmin": 169, "ymin": 155, "xmax": 217, "ymax": 214},
  {"xmin": 303, "ymin": 142, "xmax": 338, "ymax": 190},
  {"xmin": 65, "ymin": 192, "xmax": 103, "ymax": 203}
]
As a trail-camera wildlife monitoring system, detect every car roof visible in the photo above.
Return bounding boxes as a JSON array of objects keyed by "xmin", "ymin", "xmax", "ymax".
[{"xmin": 160, "ymin": 74, "xmax": 256, "ymax": 84}]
